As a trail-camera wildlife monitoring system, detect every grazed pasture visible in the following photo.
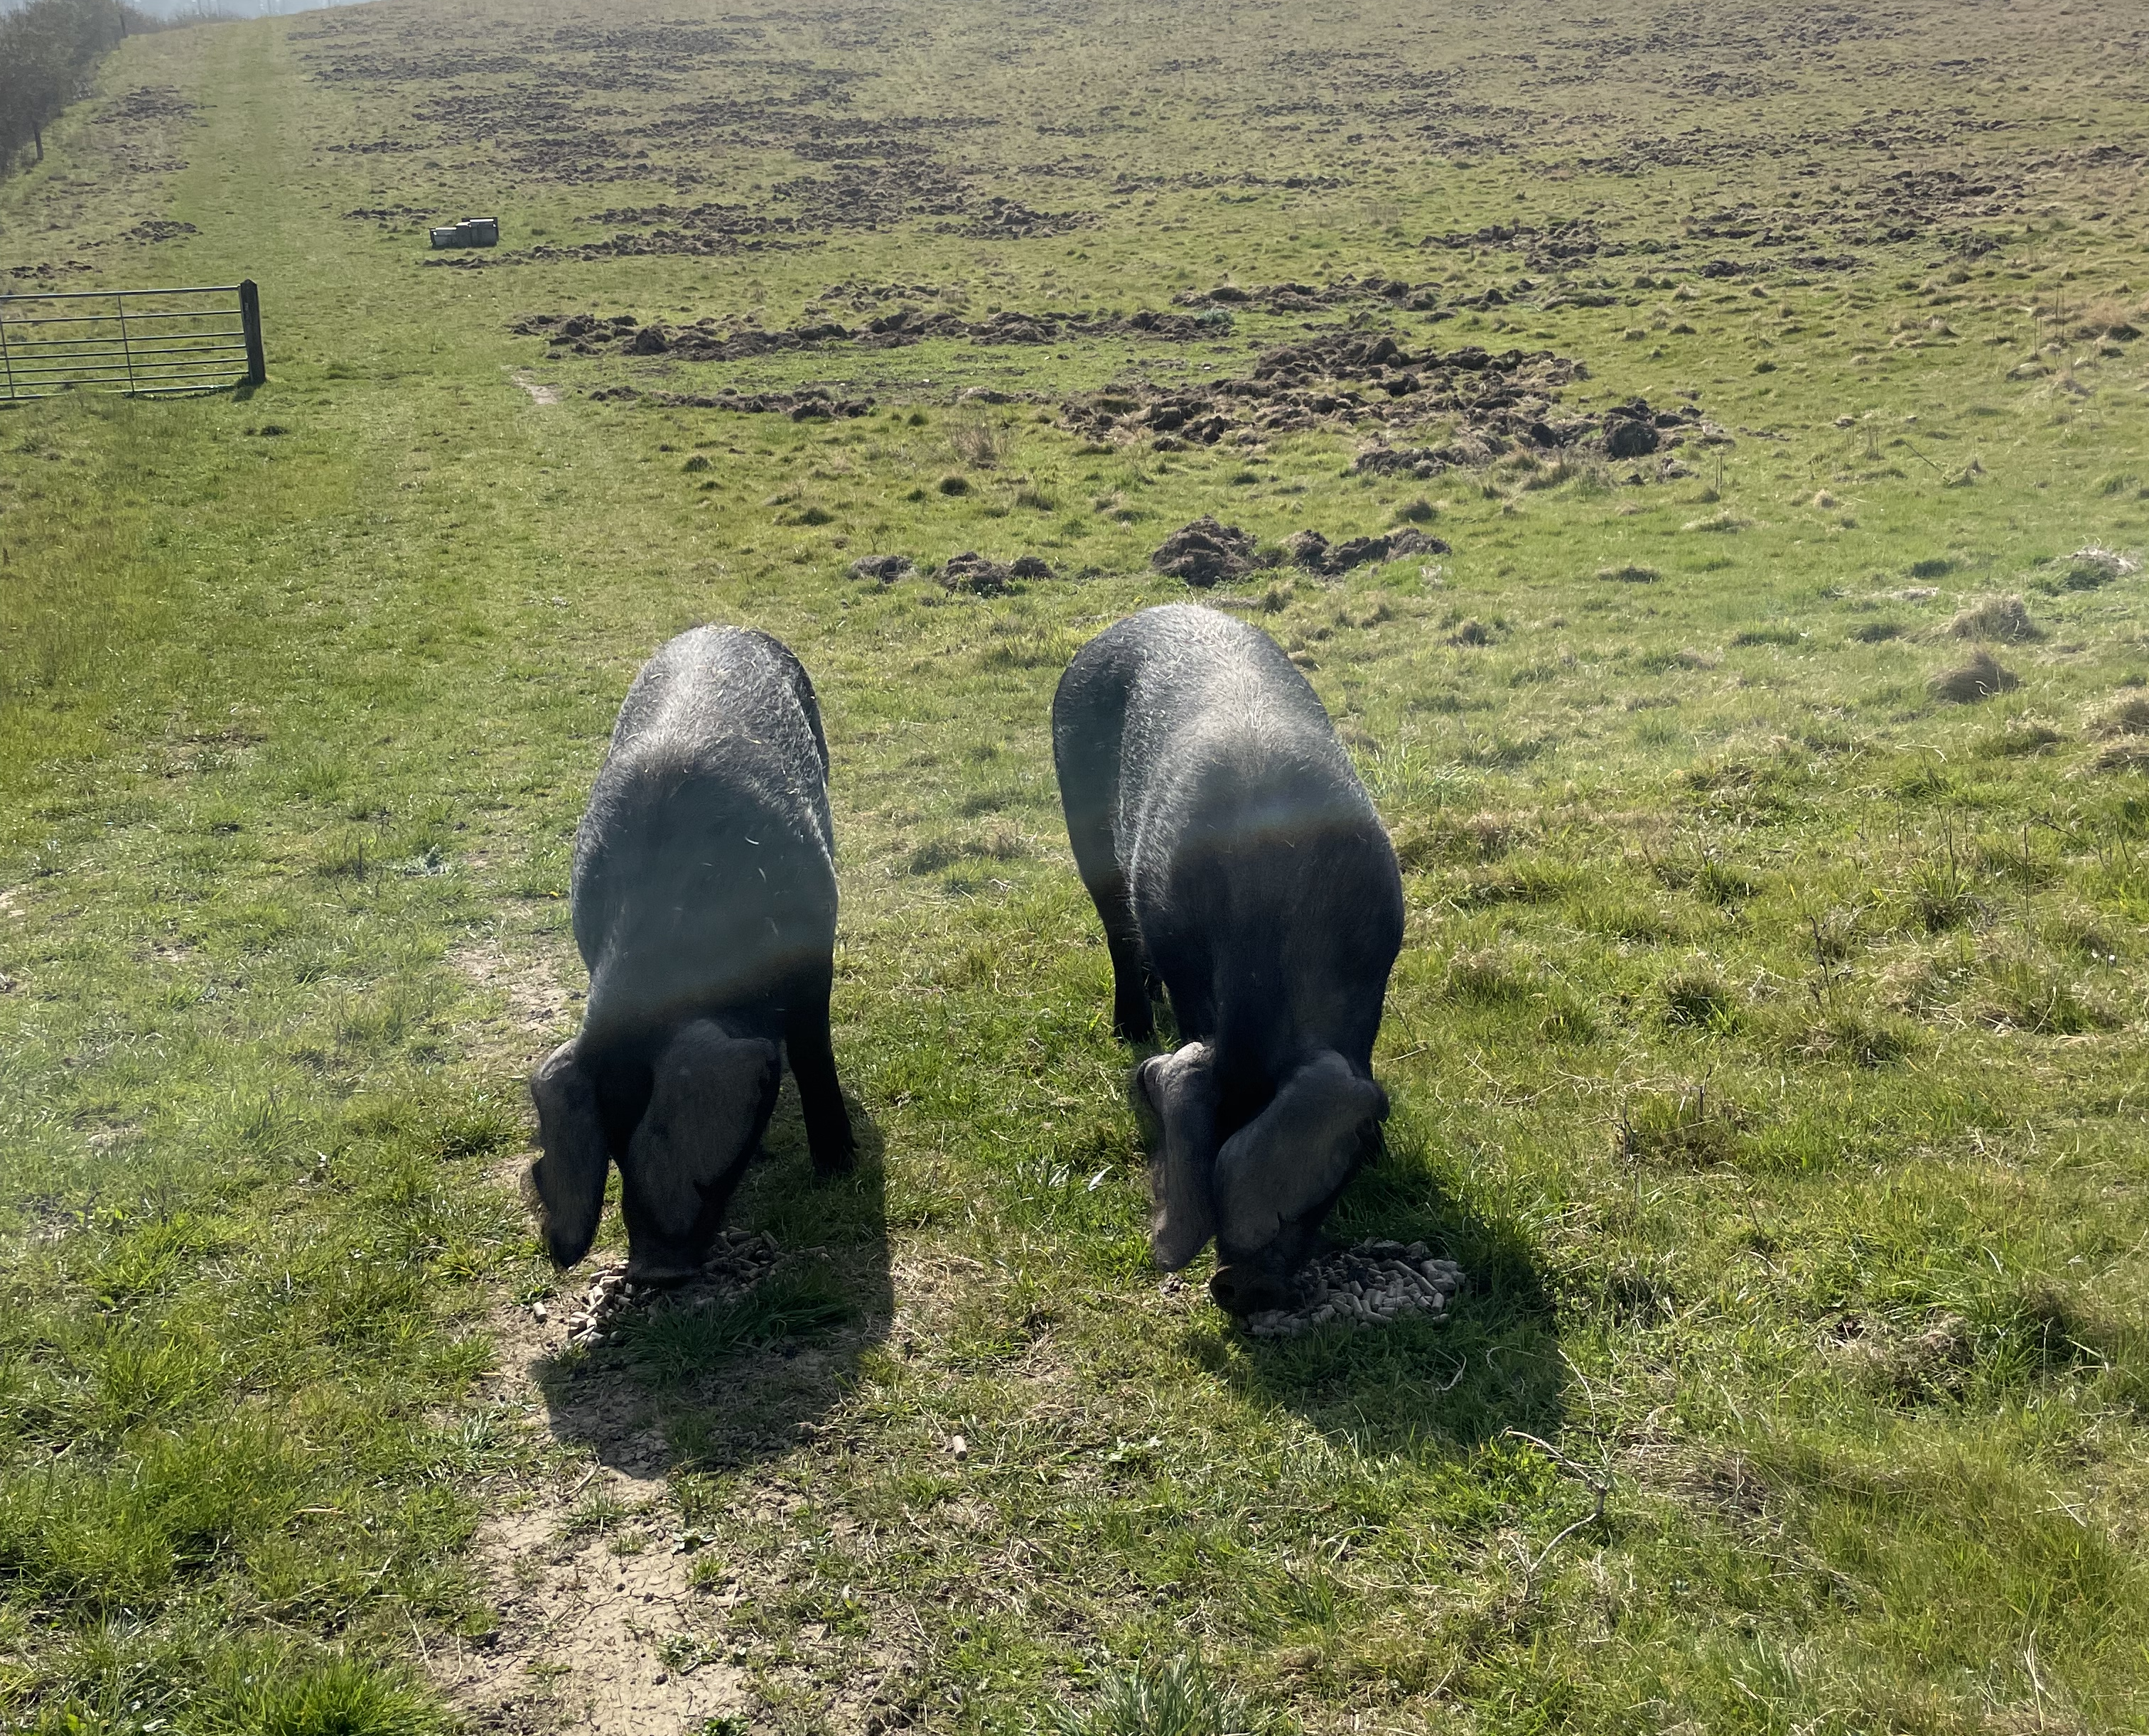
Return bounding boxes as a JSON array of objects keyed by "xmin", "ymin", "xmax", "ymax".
[{"xmin": 3, "ymin": 0, "xmax": 2148, "ymax": 1731}]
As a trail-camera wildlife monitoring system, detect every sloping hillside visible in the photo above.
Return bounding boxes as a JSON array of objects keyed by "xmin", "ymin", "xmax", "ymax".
[{"xmin": 2, "ymin": 1, "xmax": 2148, "ymax": 1731}]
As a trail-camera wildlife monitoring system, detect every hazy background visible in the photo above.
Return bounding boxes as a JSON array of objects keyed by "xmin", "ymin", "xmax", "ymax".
[{"xmin": 0, "ymin": 0, "xmax": 355, "ymax": 17}]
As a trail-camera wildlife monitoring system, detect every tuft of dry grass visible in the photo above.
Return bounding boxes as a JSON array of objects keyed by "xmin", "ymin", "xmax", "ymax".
[
  {"xmin": 1976, "ymin": 952, "xmax": 2121, "ymax": 1035},
  {"xmin": 1660, "ymin": 966, "xmax": 1740, "ymax": 1030},
  {"xmin": 947, "ymin": 413, "xmax": 1011, "ymax": 469},
  {"xmin": 2037, "ymin": 546, "xmax": 2140, "ymax": 593},
  {"xmin": 1828, "ymin": 1312, "xmax": 1976, "ymax": 1402},
  {"xmin": 1682, "ymin": 508, "xmax": 1750, "ymax": 534},
  {"xmin": 1929, "ymin": 649, "xmax": 2021, "ymax": 703},
  {"xmin": 2092, "ymin": 693, "xmax": 2149, "ymax": 737},
  {"xmin": 1975, "ymin": 718, "xmax": 2063, "ymax": 758},
  {"xmin": 1947, "ymin": 594, "xmax": 2043, "ymax": 643},
  {"xmin": 2094, "ymin": 740, "xmax": 2149, "ymax": 772},
  {"xmin": 1615, "ymin": 1085, "xmax": 1743, "ymax": 1165}
]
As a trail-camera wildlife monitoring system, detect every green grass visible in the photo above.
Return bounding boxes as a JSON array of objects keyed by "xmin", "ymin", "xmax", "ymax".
[{"xmin": 3, "ymin": 0, "xmax": 2149, "ymax": 1730}]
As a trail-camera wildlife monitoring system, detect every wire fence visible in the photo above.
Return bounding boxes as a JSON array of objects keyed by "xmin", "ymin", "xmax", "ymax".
[{"xmin": 0, "ymin": 280, "xmax": 265, "ymax": 400}]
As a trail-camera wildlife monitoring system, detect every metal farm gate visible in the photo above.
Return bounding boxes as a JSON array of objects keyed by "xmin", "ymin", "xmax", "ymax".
[{"xmin": 0, "ymin": 281, "xmax": 266, "ymax": 401}]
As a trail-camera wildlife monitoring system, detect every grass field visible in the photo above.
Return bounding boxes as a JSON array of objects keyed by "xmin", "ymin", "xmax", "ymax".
[{"xmin": 4, "ymin": 0, "xmax": 2149, "ymax": 1730}]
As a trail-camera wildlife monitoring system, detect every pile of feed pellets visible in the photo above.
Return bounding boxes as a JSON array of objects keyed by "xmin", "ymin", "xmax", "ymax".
[
  {"xmin": 1242, "ymin": 1240, "xmax": 1464, "ymax": 1339},
  {"xmin": 547, "ymin": 1228, "xmax": 781, "ymax": 1350}
]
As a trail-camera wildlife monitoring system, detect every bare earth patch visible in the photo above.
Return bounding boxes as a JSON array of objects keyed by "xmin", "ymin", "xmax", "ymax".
[
  {"xmin": 453, "ymin": 930, "xmax": 582, "ymax": 1066},
  {"xmin": 435, "ymin": 1289, "xmax": 753, "ymax": 1734}
]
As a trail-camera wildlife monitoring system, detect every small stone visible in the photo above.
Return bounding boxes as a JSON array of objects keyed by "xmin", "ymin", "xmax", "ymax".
[{"xmin": 531, "ymin": 1302, "xmax": 547, "ymax": 1322}]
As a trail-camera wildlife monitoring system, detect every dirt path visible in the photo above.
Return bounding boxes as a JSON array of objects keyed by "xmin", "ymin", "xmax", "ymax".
[
  {"xmin": 434, "ymin": 1290, "xmax": 753, "ymax": 1734},
  {"xmin": 442, "ymin": 933, "xmax": 744, "ymax": 1731},
  {"xmin": 439, "ymin": 928, "xmax": 893, "ymax": 1735}
]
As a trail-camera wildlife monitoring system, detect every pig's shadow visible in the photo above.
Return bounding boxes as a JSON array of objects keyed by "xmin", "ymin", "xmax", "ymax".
[
  {"xmin": 530, "ymin": 1079, "xmax": 892, "ymax": 1479},
  {"xmin": 1188, "ymin": 1119, "xmax": 1566, "ymax": 1457}
]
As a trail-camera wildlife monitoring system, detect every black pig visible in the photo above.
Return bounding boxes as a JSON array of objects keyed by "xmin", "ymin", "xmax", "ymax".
[
  {"xmin": 1052, "ymin": 604, "xmax": 1404, "ymax": 1315},
  {"xmin": 525, "ymin": 626, "xmax": 854, "ymax": 1284}
]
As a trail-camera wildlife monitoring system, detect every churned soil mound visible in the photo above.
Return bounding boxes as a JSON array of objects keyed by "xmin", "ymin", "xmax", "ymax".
[
  {"xmin": 1173, "ymin": 274, "xmax": 1443, "ymax": 313},
  {"xmin": 586, "ymin": 385, "xmax": 874, "ymax": 419},
  {"xmin": 1283, "ymin": 526, "xmax": 1449, "ymax": 576},
  {"xmin": 1065, "ymin": 330, "xmax": 1723, "ymax": 464},
  {"xmin": 512, "ymin": 303, "xmax": 1221, "ymax": 357},
  {"xmin": 950, "ymin": 195, "xmax": 1096, "ymax": 239},
  {"xmin": 1352, "ymin": 395, "xmax": 1722, "ymax": 478},
  {"xmin": 1421, "ymin": 218, "xmax": 1607, "ymax": 271},
  {"xmin": 849, "ymin": 554, "xmax": 914, "ymax": 585},
  {"xmin": 934, "ymin": 553, "xmax": 1053, "ymax": 594},
  {"xmin": 343, "ymin": 204, "xmax": 433, "ymax": 224},
  {"xmin": 97, "ymin": 83, "xmax": 198, "ymax": 125},
  {"xmin": 939, "ymin": 552, "xmax": 1013, "ymax": 595},
  {"xmin": 1151, "ymin": 518, "xmax": 1266, "ymax": 586},
  {"xmin": 462, "ymin": 171, "xmax": 1070, "ymax": 259}
]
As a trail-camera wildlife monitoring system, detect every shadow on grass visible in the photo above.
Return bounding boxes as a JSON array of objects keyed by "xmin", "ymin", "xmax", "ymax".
[
  {"xmin": 1193, "ymin": 1126, "xmax": 1565, "ymax": 1457},
  {"xmin": 529, "ymin": 1077, "xmax": 892, "ymax": 1477}
]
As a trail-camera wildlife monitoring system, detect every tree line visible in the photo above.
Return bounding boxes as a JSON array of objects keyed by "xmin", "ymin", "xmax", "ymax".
[{"xmin": 0, "ymin": 0, "xmax": 178, "ymax": 178}]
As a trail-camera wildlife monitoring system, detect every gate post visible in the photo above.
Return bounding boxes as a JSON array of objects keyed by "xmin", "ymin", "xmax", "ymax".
[{"xmin": 239, "ymin": 280, "xmax": 266, "ymax": 385}]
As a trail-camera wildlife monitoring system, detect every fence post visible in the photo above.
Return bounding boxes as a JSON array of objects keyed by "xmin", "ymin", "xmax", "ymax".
[
  {"xmin": 0, "ymin": 305, "xmax": 15, "ymax": 402},
  {"xmin": 117, "ymin": 293, "xmax": 138, "ymax": 394},
  {"xmin": 239, "ymin": 280, "xmax": 266, "ymax": 385}
]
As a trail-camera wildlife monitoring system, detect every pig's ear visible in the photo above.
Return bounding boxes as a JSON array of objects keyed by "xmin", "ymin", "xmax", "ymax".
[
  {"xmin": 526, "ymin": 1039, "xmax": 608, "ymax": 1270},
  {"xmin": 1211, "ymin": 1051, "xmax": 1384, "ymax": 1261},
  {"xmin": 623, "ymin": 1020, "xmax": 781, "ymax": 1246},
  {"xmin": 1134, "ymin": 1041, "xmax": 1218, "ymax": 1271}
]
